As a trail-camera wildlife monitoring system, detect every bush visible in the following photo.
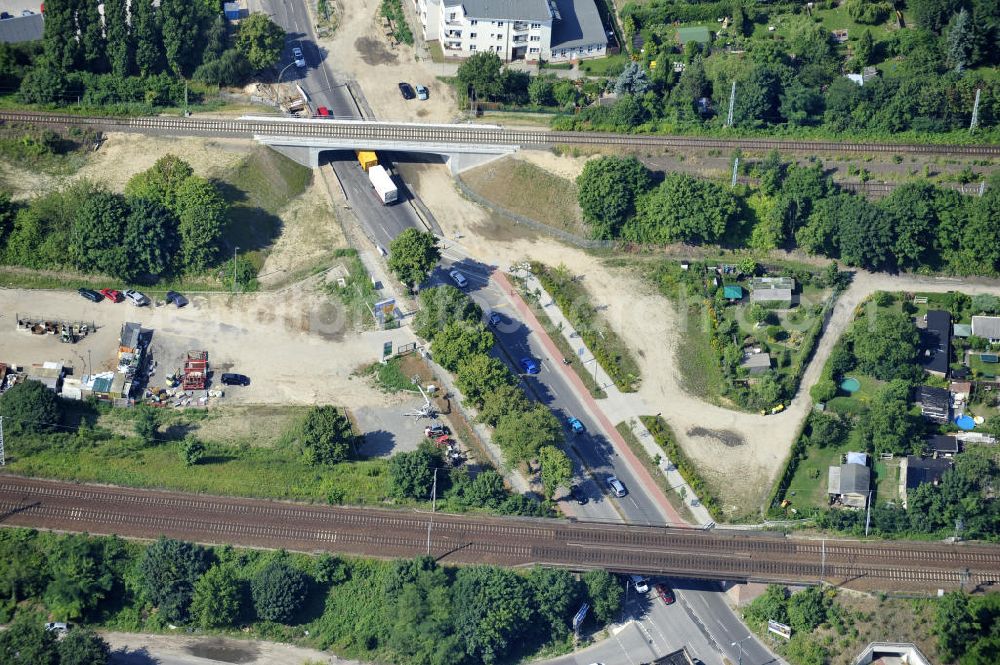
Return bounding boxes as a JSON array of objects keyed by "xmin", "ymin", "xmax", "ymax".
[
  {"xmin": 299, "ymin": 406, "xmax": 354, "ymax": 466},
  {"xmin": 251, "ymin": 559, "xmax": 308, "ymax": 623},
  {"xmin": 0, "ymin": 379, "xmax": 61, "ymax": 436}
]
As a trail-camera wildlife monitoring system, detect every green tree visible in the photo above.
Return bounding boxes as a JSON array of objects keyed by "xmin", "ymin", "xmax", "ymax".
[
  {"xmin": 123, "ymin": 198, "xmax": 177, "ymax": 280},
  {"xmin": 41, "ymin": 0, "xmax": 78, "ymax": 71},
  {"xmin": 57, "ymin": 628, "xmax": 111, "ymax": 665},
  {"xmin": 431, "ymin": 321, "xmax": 495, "ymax": 372},
  {"xmin": 537, "ymin": 445, "xmax": 572, "ymax": 500},
  {"xmin": 455, "ymin": 354, "xmax": 513, "ymax": 408},
  {"xmin": 385, "ymin": 560, "xmax": 463, "ymax": 665},
  {"xmin": 0, "ymin": 612, "xmax": 58, "ymax": 664},
  {"xmin": 852, "ymin": 310, "xmax": 920, "ymax": 380},
  {"xmin": 743, "ymin": 584, "xmax": 789, "ymax": 627},
  {"xmin": 175, "ymin": 176, "xmax": 227, "ymax": 272},
  {"xmin": 43, "ymin": 535, "xmax": 113, "ymax": 621},
  {"xmin": 104, "ymin": 0, "xmax": 134, "ymax": 77},
  {"xmin": 779, "ymin": 80, "xmax": 823, "ymax": 126},
  {"xmin": 125, "ymin": 155, "xmax": 195, "ymax": 209},
  {"xmin": 856, "ymin": 29, "xmax": 875, "ymax": 68},
  {"xmin": 193, "ymin": 47, "xmax": 252, "ymax": 86},
  {"xmin": 777, "ymin": 162, "xmax": 832, "ymax": 236},
  {"xmin": 786, "ymin": 587, "xmax": 829, "ymax": 633},
  {"xmin": 936, "ymin": 590, "xmax": 977, "ymax": 661},
  {"xmin": 412, "ymin": 285, "xmax": 482, "ymax": 342},
  {"xmin": 137, "ymin": 537, "xmax": 210, "ymax": 623},
  {"xmin": 456, "ymin": 51, "xmax": 503, "ymax": 100},
  {"xmin": 734, "ymin": 65, "xmax": 783, "ymax": 126},
  {"xmin": 576, "ymin": 156, "xmax": 651, "ymax": 240},
  {"xmin": 77, "ymin": 0, "xmax": 106, "ymax": 72},
  {"xmin": 910, "ymin": 0, "xmax": 964, "ymax": 34},
  {"xmin": 582, "ymin": 570, "xmax": 622, "ymax": 625},
  {"xmin": 388, "ymin": 441, "xmax": 441, "ymax": 500},
  {"xmin": 856, "ymin": 379, "xmax": 922, "ymax": 455},
  {"xmin": 628, "ymin": 173, "xmax": 739, "ymax": 244},
  {"xmin": 972, "ymin": 294, "xmax": 1000, "ymax": 314},
  {"xmin": 452, "ymin": 566, "xmax": 534, "ymax": 664},
  {"xmin": 388, "ymin": 229, "xmax": 440, "ymax": 288},
  {"xmin": 251, "ymin": 559, "xmax": 308, "ymax": 623},
  {"xmin": 0, "ymin": 379, "xmax": 61, "ymax": 436},
  {"xmin": 527, "ymin": 567, "xmax": 582, "ymax": 640},
  {"xmin": 808, "ymin": 412, "xmax": 848, "ymax": 448},
  {"xmin": 235, "ymin": 13, "xmax": 286, "ymax": 71},
  {"xmin": 476, "ymin": 383, "xmax": 530, "ymax": 427},
  {"xmin": 160, "ymin": 0, "xmax": 211, "ymax": 76},
  {"xmin": 493, "ymin": 404, "xmax": 562, "ymax": 465},
  {"xmin": 202, "ymin": 14, "xmax": 230, "ymax": 63},
  {"xmin": 70, "ymin": 190, "xmax": 130, "ymax": 277},
  {"xmin": 191, "ymin": 565, "xmax": 241, "ymax": 629},
  {"xmin": 528, "ymin": 76, "xmax": 556, "ymax": 106},
  {"xmin": 133, "ymin": 0, "xmax": 163, "ymax": 76},
  {"xmin": 133, "ymin": 407, "xmax": 158, "ymax": 446},
  {"xmin": 879, "ymin": 181, "xmax": 940, "ymax": 270},
  {"xmin": 181, "ymin": 436, "xmax": 206, "ymax": 466},
  {"xmin": 299, "ymin": 406, "xmax": 354, "ymax": 466}
]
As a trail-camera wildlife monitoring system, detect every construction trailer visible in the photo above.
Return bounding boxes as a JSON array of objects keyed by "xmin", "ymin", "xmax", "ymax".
[{"xmin": 182, "ymin": 351, "xmax": 209, "ymax": 390}]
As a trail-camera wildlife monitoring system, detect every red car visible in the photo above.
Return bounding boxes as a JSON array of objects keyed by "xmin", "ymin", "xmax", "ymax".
[
  {"xmin": 316, "ymin": 106, "xmax": 331, "ymax": 117},
  {"xmin": 99, "ymin": 288, "xmax": 124, "ymax": 303},
  {"xmin": 654, "ymin": 583, "xmax": 675, "ymax": 605}
]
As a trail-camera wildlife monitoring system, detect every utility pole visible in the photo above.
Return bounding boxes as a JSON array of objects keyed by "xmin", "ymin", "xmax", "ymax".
[
  {"xmin": 864, "ymin": 490, "xmax": 873, "ymax": 537},
  {"xmin": 970, "ymin": 87, "xmax": 981, "ymax": 131},
  {"xmin": 732, "ymin": 635, "xmax": 752, "ymax": 665},
  {"xmin": 731, "ymin": 156, "xmax": 740, "ymax": 187},
  {"xmin": 821, "ymin": 538, "xmax": 826, "ymax": 581},
  {"xmin": 232, "ymin": 246, "xmax": 239, "ymax": 294},
  {"xmin": 184, "ymin": 81, "xmax": 189, "ymax": 117},
  {"xmin": 726, "ymin": 81, "xmax": 736, "ymax": 127},
  {"xmin": 0, "ymin": 416, "xmax": 5, "ymax": 467},
  {"xmin": 426, "ymin": 468, "xmax": 438, "ymax": 555}
]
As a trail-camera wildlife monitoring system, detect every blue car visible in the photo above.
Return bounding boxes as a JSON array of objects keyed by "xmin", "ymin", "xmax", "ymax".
[
  {"xmin": 567, "ymin": 417, "xmax": 585, "ymax": 434},
  {"xmin": 519, "ymin": 357, "xmax": 540, "ymax": 374}
]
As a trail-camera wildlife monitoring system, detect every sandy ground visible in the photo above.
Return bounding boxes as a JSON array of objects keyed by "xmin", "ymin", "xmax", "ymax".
[
  {"xmin": 103, "ymin": 631, "xmax": 348, "ymax": 665},
  {"xmin": 0, "ymin": 286, "xmax": 416, "ymax": 411},
  {"xmin": 319, "ymin": 0, "xmax": 458, "ymax": 122}
]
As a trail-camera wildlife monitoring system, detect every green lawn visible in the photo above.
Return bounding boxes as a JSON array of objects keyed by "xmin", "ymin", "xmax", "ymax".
[
  {"xmin": 967, "ymin": 352, "xmax": 999, "ymax": 379},
  {"xmin": 676, "ymin": 302, "xmax": 727, "ymax": 402},
  {"xmin": 826, "ymin": 373, "xmax": 883, "ymax": 416},
  {"xmin": 874, "ymin": 459, "xmax": 899, "ymax": 503},
  {"xmin": 579, "ymin": 53, "xmax": 627, "ymax": 76},
  {"xmin": 784, "ymin": 445, "xmax": 843, "ymax": 512}
]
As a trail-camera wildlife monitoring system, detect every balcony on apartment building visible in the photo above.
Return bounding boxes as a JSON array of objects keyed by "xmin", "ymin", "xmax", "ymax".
[
  {"xmin": 444, "ymin": 29, "xmax": 462, "ymax": 38},
  {"xmin": 512, "ymin": 21, "xmax": 529, "ymax": 31},
  {"xmin": 512, "ymin": 35, "xmax": 527, "ymax": 43},
  {"xmin": 443, "ymin": 40, "xmax": 464, "ymax": 50},
  {"xmin": 445, "ymin": 15, "xmax": 462, "ymax": 26}
]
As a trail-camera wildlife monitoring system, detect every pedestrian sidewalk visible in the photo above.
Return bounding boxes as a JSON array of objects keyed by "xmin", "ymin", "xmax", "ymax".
[{"xmin": 515, "ymin": 269, "xmax": 715, "ymax": 527}]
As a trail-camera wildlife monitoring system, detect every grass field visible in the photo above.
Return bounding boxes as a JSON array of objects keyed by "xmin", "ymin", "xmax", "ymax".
[
  {"xmin": 460, "ymin": 157, "xmax": 586, "ymax": 236},
  {"xmin": 825, "ymin": 373, "xmax": 883, "ymax": 416},
  {"xmin": 579, "ymin": 54, "xmax": 628, "ymax": 76},
  {"xmin": 676, "ymin": 302, "xmax": 727, "ymax": 403},
  {"xmin": 784, "ymin": 445, "xmax": 842, "ymax": 512}
]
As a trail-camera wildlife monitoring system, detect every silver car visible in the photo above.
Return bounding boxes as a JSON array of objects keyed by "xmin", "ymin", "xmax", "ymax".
[{"xmin": 606, "ymin": 476, "xmax": 627, "ymax": 497}]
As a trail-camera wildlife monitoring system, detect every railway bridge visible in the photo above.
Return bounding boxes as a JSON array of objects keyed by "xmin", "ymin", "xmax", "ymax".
[
  {"xmin": 2, "ymin": 111, "xmax": 999, "ymax": 173},
  {"xmin": 1, "ymin": 476, "xmax": 997, "ymax": 594}
]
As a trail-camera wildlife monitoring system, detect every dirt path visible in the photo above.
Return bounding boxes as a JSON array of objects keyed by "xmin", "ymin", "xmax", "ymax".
[{"xmin": 103, "ymin": 631, "xmax": 348, "ymax": 664}]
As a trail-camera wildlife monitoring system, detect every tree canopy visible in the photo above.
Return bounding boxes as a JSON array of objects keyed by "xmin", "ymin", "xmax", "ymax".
[
  {"xmin": 576, "ymin": 156, "xmax": 652, "ymax": 240},
  {"xmin": 0, "ymin": 379, "xmax": 61, "ymax": 436},
  {"xmin": 235, "ymin": 13, "xmax": 286, "ymax": 71},
  {"xmin": 388, "ymin": 441, "xmax": 442, "ymax": 500},
  {"xmin": 299, "ymin": 406, "xmax": 354, "ymax": 466},
  {"xmin": 493, "ymin": 404, "xmax": 562, "ymax": 465},
  {"xmin": 137, "ymin": 537, "xmax": 210, "ymax": 623},
  {"xmin": 388, "ymin": 229, "xmax": 440, "ymax": 288},
  {"xmin": 251, "ymin": 559, "xmax": 308, "ymax": 623},
  {"xmin": 850, "ymin": 309, "xmax": 920, "ymax": 381}
]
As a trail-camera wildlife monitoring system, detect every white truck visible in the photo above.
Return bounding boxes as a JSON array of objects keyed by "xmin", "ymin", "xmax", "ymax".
[{"xmin": 368, "ymin": 164, "xmax": 398, "ymax": 204}]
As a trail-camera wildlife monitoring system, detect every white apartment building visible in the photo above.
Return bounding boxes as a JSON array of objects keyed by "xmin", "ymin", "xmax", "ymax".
[{"xmin": 416, "ymin": 0, "xmax": 607, "ymax": 62}]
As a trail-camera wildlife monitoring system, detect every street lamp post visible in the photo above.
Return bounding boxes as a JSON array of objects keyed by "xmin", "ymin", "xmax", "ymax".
[
  {"xmin": 232, "ymin": 246, "xmax": 239, "ymax": 294},
  {"xmin": 278, "ymin": 61, "xmax": 295, "ymax": 84},
  {"xmin": 732, "ymin": 635, "xmax": 752, "ymax": 665}
]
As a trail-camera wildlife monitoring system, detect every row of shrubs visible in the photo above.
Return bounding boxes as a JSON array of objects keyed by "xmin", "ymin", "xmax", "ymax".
[{"xmin": 640, "ymin": 415, "xmax": 723, "ymax": 520}]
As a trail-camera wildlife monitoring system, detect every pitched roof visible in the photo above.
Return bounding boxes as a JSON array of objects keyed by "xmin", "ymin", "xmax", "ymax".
[
  {"xmin": 445, "ymin": 0, "xmax": 553, "ymax": 22},
  {"xmin": 953, "ymin": 323, "xmax": 972, "ymax": 338},
  {"xmin": 972, "ymin": 315, "xmax": 1000, "ymax": 339},
  {"xmin": 0, "ymin": 13, "xmax": 43, "ymax": 43},
  {"xmin": 551, "ymin": 0, "xmax": 608, "ymax": 50},
  {"xmin": 751, "ymin": 276, "xmax": 795, "ymax": 291},
  {"xmin": 750, "ymin": 288, "xmax": 792, "ymax": 303},
  {"xmin": 740, "ymin": 353, "xmax": 771, "ymax": 371},
  {"xmin": 917, "ymin": 385, "xmax": 950, "ymax": 422},
  {"xmin": 840, "ymin": 463, "xmax": 870, "ymax": 495},
  {"xmin": 904, "ymin": 456, "xmax": 952, "ymax": 491},
  {"xmin": 919, "ymin": 310, "xmax": 950, "ymax": 375}
]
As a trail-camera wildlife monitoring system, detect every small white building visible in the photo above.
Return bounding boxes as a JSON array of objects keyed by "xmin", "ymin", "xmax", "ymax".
[{"xmin": 416, "ymin": 0, "xmax": 606, "ymax": 62}]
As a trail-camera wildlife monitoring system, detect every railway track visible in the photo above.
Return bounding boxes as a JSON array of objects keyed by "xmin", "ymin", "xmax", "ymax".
[
  {"xmin": 1, "ymin": 110, "xmax": 998, "ymax": 156},
  {"xmin": 1, "ymin": 476, "xmax": 997, "ymax": 592}
]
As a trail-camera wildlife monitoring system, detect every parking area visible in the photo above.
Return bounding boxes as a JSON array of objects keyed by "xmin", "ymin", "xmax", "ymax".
[
  {"xmin": 0, "ymin": 287, "xmax": 416, "ymax": 411},
  {"xmin": 353, "ymin": 397, "xmax": 432, "ymax": 457}
]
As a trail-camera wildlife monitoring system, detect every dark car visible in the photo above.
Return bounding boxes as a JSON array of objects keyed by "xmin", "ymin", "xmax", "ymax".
[
  {"xmin": 654, "ymin": 582, "xmax": 676, "ymax": 605},
  {"xmin": 165, "ymin": 290, "xmax": 189, "ymax": 307},
  {"xmin": 487, "ymin": 311, "xmax": 502, "ymax": 326},
  {"xmin": 398, "ymin": 82, "xmax": 415, "ymax": 100},
  {"xmin": 78, "ymin": 287, "xmax": 102, "ymax": 303},
  {"xmin": 519, "ymin": 357, "xmax": 540, "ymax": 375},
  {"xmin": 569, "ymin": 484, "xmax": 588, "ymax": 505},
  {"xmin": 220, "ymin": 373, "xmax": 250, "ymax": 386}
]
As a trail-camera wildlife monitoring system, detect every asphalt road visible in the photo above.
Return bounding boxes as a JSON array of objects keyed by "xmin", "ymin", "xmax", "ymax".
[{"xmin": 250, "ymin": 0, "xmax": 425, "ymax": 245}]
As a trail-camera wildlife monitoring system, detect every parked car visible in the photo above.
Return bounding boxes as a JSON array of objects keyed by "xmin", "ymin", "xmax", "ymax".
[
  {"xmin": 424, "ymin": 422, "xmax": 449, "ymax": 437},
  {"xmin": 165, "ymin": 290, "xmax": 188, "ymax": 307},
  {"xmin": 606, "ymin": 476, "xmax": 627, "ymax": 497},
  {"xmin": 99, "ymin": 288, "xmax": 124, "ymax": 302},
  {"xmin": 567, "ymin": 416, "xmax": 585, "ymax": 435},
  {"xmin": 629, "ymin": 574, "xmax": 649, "ymax": 594},
  {"xmin": 519, "ymin": 357, "xmax": 540, "ymax": 375},
  {"xmin": 78, "ymin": 287, "xmax": 102, "ymax": 303},
  {"xmin": 220, "ymin": 373, "xmax": 250, "ymax": 386},
  {"xmin": 654, "ymin": 582, "xmax": 676, "ymax": 605},
  {"xmin": 449, "ymin": 270, "xmax": 468, "ymax": 288},
  {"xmin": 569, "ymin": 484, "xmax": 588, "ymax": 505},
  {"xmin": 316, "ymin": 106, "xmax": 331, "ymax": 117},
  {"xmin": 398, "ymin": 82, "xmax": 415, "ymax": 100},
  {"xmin": 123, "ymin": 289, "xmax": 150, "ymax": 306},
  {"xmin": 45, "ymin": 622, "xmax": 69, "ymax": 633},
  {"xmin": 487, "ymin": 311, "xmax": 502, "ymax": 326},
  {"xmin": 415, "ymin": 84, "xmax": 429, "ymax": 100},
  {"xmin": 292, "ymin": 46, "xmax": 306, "ymax": 68}
]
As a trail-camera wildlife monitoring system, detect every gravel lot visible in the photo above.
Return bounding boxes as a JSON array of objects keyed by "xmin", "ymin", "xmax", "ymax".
[{"xmin": 0, "ymin": 287, "xmax": 416, "ymax": 411}]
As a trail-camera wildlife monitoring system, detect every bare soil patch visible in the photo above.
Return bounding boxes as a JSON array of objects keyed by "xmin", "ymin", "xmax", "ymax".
[{"xmin": 355, "ymin": 35, "xmax": 399, "ymax": 65}]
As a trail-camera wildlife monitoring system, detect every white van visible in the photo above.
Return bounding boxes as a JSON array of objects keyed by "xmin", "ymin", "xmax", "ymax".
[{"xmin": 123, "ymin": 289, "xmax": 150, "ymax": 307}]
